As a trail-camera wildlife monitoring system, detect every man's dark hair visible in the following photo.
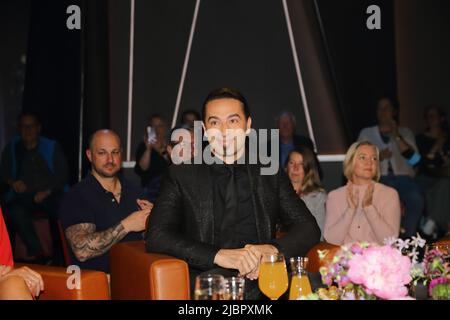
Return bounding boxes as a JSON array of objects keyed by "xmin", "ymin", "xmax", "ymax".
[
  {"xmin": 17, "ymin": 111, "xmax": 40, "ymax": 125},
  {"xmin": 181, "ymin": 109, "xmax": 201, "ymax": 123},
  {"xmin": 376, "ymin": 94, "xmax": 400, "ymax": 123},
  {"xmin": 202, "ymin": 87, "xmax": 250, "ymax": 120}
]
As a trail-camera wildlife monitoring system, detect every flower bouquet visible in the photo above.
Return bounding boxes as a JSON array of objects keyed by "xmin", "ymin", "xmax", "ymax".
[
  {"xmin": 318, "ymin": 241, "xmax": 413, "ymax": 300},
  {"xmin": 302, "ymin": 234, "xmax": 449, "ymax": 300}
]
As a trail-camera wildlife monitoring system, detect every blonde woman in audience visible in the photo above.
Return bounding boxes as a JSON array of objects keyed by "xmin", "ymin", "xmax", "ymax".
[
  {"xmin": 324, "ymin": 141, "xmax": 401, "ymax": 245},
  {"xmin": 286, "ymin": 147, "xmax": 327, "ymax": 238}
]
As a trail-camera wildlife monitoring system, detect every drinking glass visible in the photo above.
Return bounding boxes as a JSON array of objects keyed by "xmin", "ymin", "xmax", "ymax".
[
  {"xmin": 258, "ymin": 253, "xmax": 288, "ymax": 300},
  {"xmin": 222, "ymin": 277, "xmax": 245, "ymax": 300},
  {"xmin": 194, "ymin": 274, "xmax": 225, "ymax": 300}
]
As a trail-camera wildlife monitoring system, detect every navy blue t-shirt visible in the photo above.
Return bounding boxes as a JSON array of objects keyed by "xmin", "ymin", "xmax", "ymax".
[{"xmin": 59, "ymin": 173, "xmax": 149, "ymax": 273}]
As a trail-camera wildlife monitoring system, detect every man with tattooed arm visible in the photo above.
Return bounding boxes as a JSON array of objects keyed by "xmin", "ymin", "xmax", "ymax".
[{"xmin": 59, "ymin": 130, "xmax": 153, "ymax": 272}]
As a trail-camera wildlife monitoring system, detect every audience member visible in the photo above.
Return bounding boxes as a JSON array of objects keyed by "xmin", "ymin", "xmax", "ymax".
[
  {"xmin": 358, "ymin": 96, "xmax": 423, "ymax": 237},
  {"xmin": 60, "ymin": 130, "xmax": 153, "ymax": 273},
  {"xmin": 285, "ymin": 147, "xmax": 326, "ymax": 238},
  {"xmin": 180, "ymin": 109, "xmax": 201, "ymax": 128},
  {"xmin": 135, "ymin": 114, "xmax": 170, "ymax": 202},
  {"xmin": 324, "ymin": 141, "xmax": 401, "ymax": 245},
  {"xmin": 0, "ymin": 112, "xmax": 69, "ymax": 265},
  {"xmin": 273, "ymin": 111, "xmax": 323, "ymax": 179},
  {"xmin": 416, "ymin": 106, "xmax": 450, "ymax": 236}
]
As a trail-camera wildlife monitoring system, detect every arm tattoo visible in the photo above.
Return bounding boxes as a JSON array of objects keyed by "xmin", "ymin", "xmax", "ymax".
[{"xmin": 65, "ymin": 222, "xmax": 128, "ymax": 262}]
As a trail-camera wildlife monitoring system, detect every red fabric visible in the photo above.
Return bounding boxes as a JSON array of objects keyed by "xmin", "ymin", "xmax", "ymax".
[{"xmin": 0, "ymin": 207, "xmax": 13, "ymax": 267}]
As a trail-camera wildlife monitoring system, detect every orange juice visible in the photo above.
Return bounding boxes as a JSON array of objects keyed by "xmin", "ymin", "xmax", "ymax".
[
  {"xmin": 289, "ymin": 274, "xmax": 312, "ymax": 300},
  {"xmin": 258, "ymin": 261, "xmax": 289, "ymax": 300}
]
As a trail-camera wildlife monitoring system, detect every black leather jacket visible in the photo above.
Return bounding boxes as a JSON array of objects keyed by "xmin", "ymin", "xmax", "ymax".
[{"xmin": 146, "ymin": 162, "xmax": 320, "ymax": 271}]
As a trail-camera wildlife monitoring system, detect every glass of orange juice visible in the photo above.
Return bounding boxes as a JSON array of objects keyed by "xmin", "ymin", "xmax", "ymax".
[
  {"xmin": 289, "ymin": 257, "xmax": 312, "ymax": 300},
  {"xmin": 258, "ymin": 253, "xmax": 288, "ymax": 300}
]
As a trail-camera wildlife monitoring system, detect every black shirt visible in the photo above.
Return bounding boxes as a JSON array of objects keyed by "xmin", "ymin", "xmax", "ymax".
[
  {"xmin": 59, "ymin": 173, "xmax": 149, "ymax": 273},
  {"xmin": 210, "ymin": 162, "xmax": 258, "ymax": 249}
]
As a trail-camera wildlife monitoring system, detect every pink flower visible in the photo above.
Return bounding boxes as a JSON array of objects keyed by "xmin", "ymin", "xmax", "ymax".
[
  {"xmin": 429, "ymin": 277, "xmax": 450, "ymax": 297},
  {"xmin": 347, "ymin": 245, "xmax": 412, "ymax": 300}
]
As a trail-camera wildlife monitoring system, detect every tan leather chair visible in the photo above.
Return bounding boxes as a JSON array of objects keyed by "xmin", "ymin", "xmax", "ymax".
[
  {"xmin": 109, "ymin": 241, "xmax": 190, "ymax": 300},
  {"xmin": 435, "ymin": 234, "xmax": 450, "ymax": 247},
  {"xmin": 306, "ymin": 241, "xmax": 340, "ymax": 273},
  {"xmin": 15, "ymin": 263, "xmax": 110, "ymax": 300}
]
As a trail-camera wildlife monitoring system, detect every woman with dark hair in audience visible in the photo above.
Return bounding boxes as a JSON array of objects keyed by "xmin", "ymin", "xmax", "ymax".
[
  {"xmin": 416, "ymin": 106, "xmax": 450, "ymax": 236},
  {"xmin": 324, "ymin": 141, "xmax": 401, "ymax": 245},
  {"xmin": 285, "ymin": 147, "xmax": 326, "ymax": 238},
  {"xmin": 0, "ymin": 207, "xmax": 43, "ymax": 299}
]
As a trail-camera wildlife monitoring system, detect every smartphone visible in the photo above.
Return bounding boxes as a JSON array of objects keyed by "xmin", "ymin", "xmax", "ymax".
[{"xmin": 147, "ymin": 126, "xmax": 156, "ymax": 144}]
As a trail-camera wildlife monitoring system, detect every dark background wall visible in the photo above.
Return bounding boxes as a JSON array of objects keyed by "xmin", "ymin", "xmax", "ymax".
[
  {"xmin": 179, "ymin": 0, "xmax": 308, "ymax": 133},
  {"xmin": 0, "ymin": 0, "xmax": 449, "ymax": 187},
  {"xmin": 395, "ymin": 0, "xmax": 450, "ymax": 133},
  {"xmin": 0, "ymin": 0, "xmax": 31, "ymax": 150},
  {"xmin": 21, "ymin": 0, "xmax": 82, "ymax": 185},
  {"xmin": 315, "ymin": 0, "xmax": 398, "ymax": 141}
]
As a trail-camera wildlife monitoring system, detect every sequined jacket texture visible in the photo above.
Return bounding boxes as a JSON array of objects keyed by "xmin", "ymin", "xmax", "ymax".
[{"xmin": 146, "ymin": 162, "xmax": 320, "ymax": 271}]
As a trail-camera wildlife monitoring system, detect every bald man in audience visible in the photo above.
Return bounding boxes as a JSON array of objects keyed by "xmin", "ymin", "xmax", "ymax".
[{"xmin": 59, "ymin": 130, "xmax": 153, "ymax": 272}]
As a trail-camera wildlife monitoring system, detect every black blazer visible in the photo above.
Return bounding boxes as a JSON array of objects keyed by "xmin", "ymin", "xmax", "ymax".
[{"xmin": 146, "ymin": 162, "xmax": 320, "ymax": 271}]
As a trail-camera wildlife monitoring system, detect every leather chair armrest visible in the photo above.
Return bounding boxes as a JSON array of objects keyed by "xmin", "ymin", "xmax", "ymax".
[
  {"xmin": 110, "ymin": 241, "xmax": 190, "ymax": 300},
  {"xmin": 435, "ymin": 235, "xmax": 450, "ymax": 247},
  {"xmin": 15, "ymin": 263, "xmax": 110, "ymax": 300},
  {"xmin": 306, "ymin": 241, "xmax": 340, "ymax": 273}
]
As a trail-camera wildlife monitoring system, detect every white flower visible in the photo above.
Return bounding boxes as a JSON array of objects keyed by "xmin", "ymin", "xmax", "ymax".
[
  {"xmin": 408, "ymin": 250, "xmax": 420, "ymax": 265},
  {"xmin": 396, "ymin": 239, "xmax": 411, "ymax": 251},
  {"xmin": 410, "ymin": 233, "xmax": 426, "ymax": 249},
  {"xmin": 383, "ymin": 236, "xmax": 398, "ymax": 246}
]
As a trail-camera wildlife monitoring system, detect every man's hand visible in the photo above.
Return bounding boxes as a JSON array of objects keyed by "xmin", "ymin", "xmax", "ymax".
[
  {"xmin": 213, "ymin": 248, "xmax": 259, "ymax": 277},
  {"xmin": 121, "ymin": 208, "xmax": 151, "ymax": 233},
  {"xmin": 244, "ymin": 244, "xmax": 279, "ymax": 280},
  {"xmin": 34, "ymin": 190, "xmax": 51, "ymax": 204},
  {"xmin": 2, "ymin": 266, "xmax": 44, "ymax": 297},
  {"xmin": 136, "ymin": 199, "xmax": 153, "ymax": 211},
  {"xmin": 12, "ymin": 180, "xmax": 27, "ymax": 194}
]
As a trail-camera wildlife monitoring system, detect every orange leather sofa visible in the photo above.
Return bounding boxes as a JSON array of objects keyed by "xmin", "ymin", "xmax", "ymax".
[
  {"xmin": 15, "ymin": 263, "xmax": 110, "ymax": 300},
  {"xmin": 435, "ymin": 234, "xmax": 450, "ymax": 247},
  {"xmin": 109, "ymin": 241, "xmax": 190, "ymax": 300}
]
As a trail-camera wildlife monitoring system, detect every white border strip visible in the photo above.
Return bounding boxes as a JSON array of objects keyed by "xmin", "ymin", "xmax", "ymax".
[
  {"xmin": 171, "ymin": 0, "xmax": 201, "ymax": 129},
  {"xmin": 126, "ymin": 0, "xmax": 136, "ymax": 161},
  {"xmin": 121, "ymin": 154, "xmax": 346, "ymax": 168},
  {"xmin": 317, "ymin": 154, "xmax": 345, "ymax": 162},
  {"xmin": 281, "ymin": 0, "xmax": 317, "ymax": 151}
]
